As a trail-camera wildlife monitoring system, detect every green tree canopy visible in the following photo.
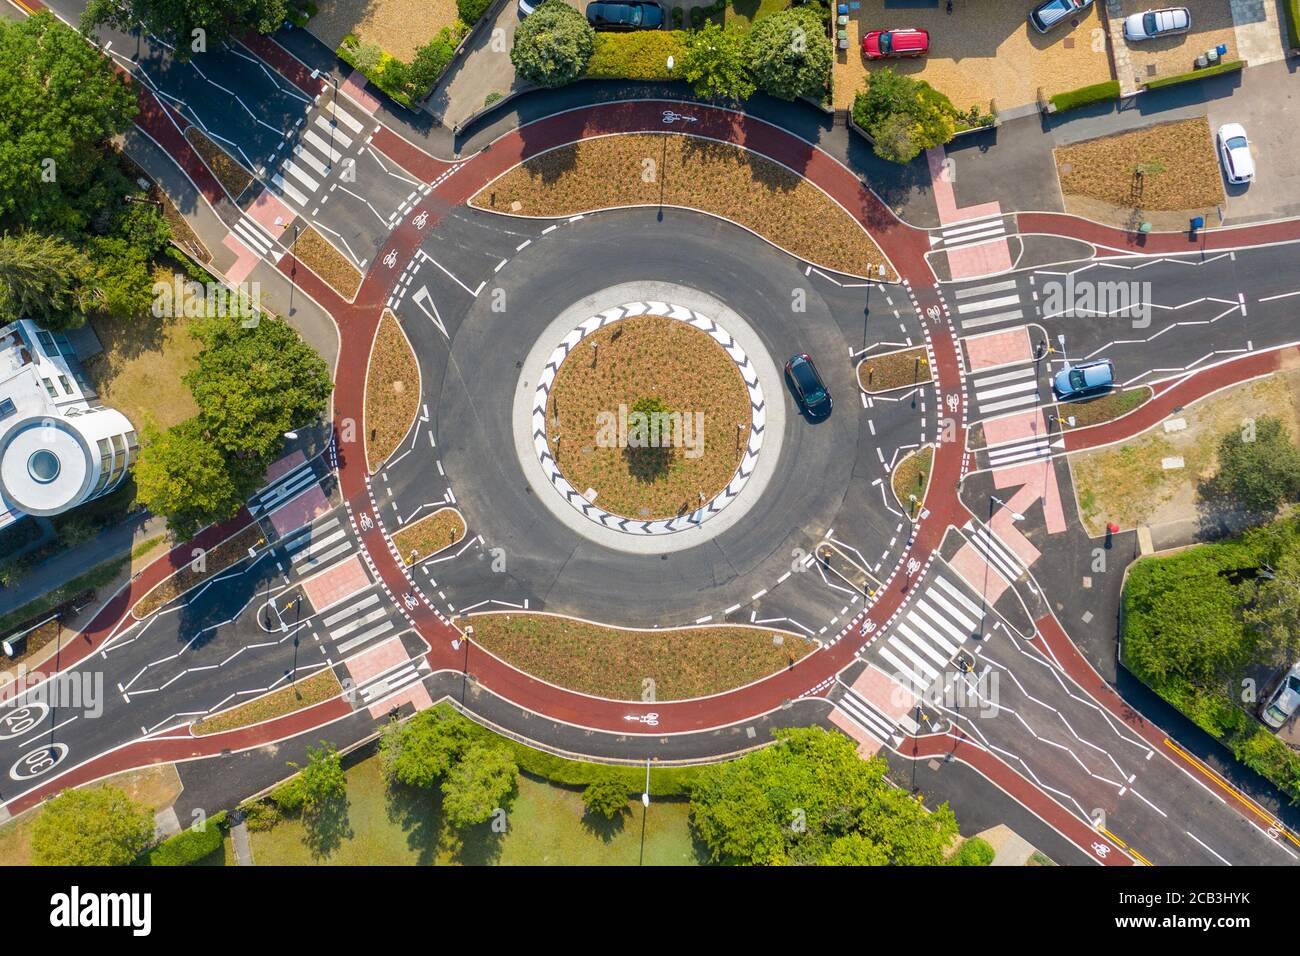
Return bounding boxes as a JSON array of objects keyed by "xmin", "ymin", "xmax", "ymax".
[
  {"xmin": 82, "ymin": 0, "xmax": 288, "ymax": 60},
  {"xmin": 744, "ymin": 7, "xmax": 832, "ymax": 102},
  {"xmin": 689, "ymin": 726, "xmax": 958, "ymax": 865},
  {"xmin": 511, "ymin": 1, "xmax": 595, "ymax": 87},
  {"xmin": 1206, "ymin": 416, "xmax": 1300, "ymax": 515},
  {"xmin": 852, "ymin": 68, "xmax": 958, "ymax": 164},
  {"xmin": 0, "ymin": 231, "xmax": 95, "ymax": 329},
  {"xmin": 581, "ymin": 770, "xmax": 630, "ymax": 820},
  {"xmin": 1244, "ymin": 533, "xmax": 1300, "ymax": 668},
  {"xmin": 682, "ymin": 22, "xmax": 755, "ymax": 102},
  {"xmin": 31, "ymin": 786, "xmax": 154, "ymax": 866},
  {"xmin": 379, "ymin": 704, "xmax": 473, "ymax": 790},
  {"xmin": 133, "ymin": 420, "xmax": 243, "ymax": 539},
  {"xmin": 280, "ymin": 743, "xmax": 348, "ymax": 815},
  {"xmin": 441, "ymin": 742, "xmax": 518, "ymax": 828}
]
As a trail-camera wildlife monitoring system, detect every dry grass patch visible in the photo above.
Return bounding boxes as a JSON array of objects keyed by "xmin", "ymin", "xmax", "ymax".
[
  {"xmin": 133, "ymin": 523, "xmax": 265, "ymax": 619},
  {"xmin": 472, "ymin": 134, "xmax": 892, "ymax": 278},
  {"xmin": 892, "ymin": 444, "xmax": 933, "ymax": 514},
  {"xmin": 393, "ymin": 507, "xmax": 466, "ymax": 565},
  {"xmin": 471, "ymin": 612, "xmax": 816, "ymax": 700},
  {"xmin": 546, "ymin": 314, "xmax": 751, "ymax": 520},
  {"xmin": 1058, "ymin": 386, "xmax": 1150, "ymax": 429},
  {"xmin": 857, "ymin": 346, "xmax": 931, "ymax": 393},
  {"xmin": 193, "ymin": 668, "xmax": 341, "ymax": 736},
  {"xmin": 1055, "ymin": 118, "xmax": 1225, "ymax": 214},
  {"xmin": 291, "ymin": 225, "xmax": 362, "ymax": 300},
  {"xmin": 310, "ymin": 0, "xmax": 461, "ymax": 62},
  {"xmin": 364, "ymin": 310, "xmax": 421, "ymax": 474},
  {"xmin": 185, "ymin": 127, "xmax": 253, "ymax": 198}
]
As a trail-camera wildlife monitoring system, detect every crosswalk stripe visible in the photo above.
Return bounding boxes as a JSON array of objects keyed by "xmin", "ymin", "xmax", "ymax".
[
  {"xmin": 281, "ymin": 157, "xmax": 320, "ymax": 192},
  {"xmin": 232, "ymin": 219, "xmax": 272, "ymax": 256},
  {"xmin": 971, "ymin": 525, "xmax": 1024, "ymax": 576},
  {"xmin": 325, "ymin": 103, "xmax": 365, "ymax": 134},
  {"xmin": 897, "ymin": 615, "xmax": 957, "ymax": 657},
  {"xmin": 981, "ymin": 394, "xmax": 1040, "ymax": 414},
  {"xmin": 944, "ymin": 227, "xmax": 1006, "ymax": 247},
  {"xmin": 280, "ymin": 515, "xmax": 338, "ymax": 549},
  {"xmin": 973, "ymin": 366, "xmax": 1036, "ymax": 388},
  {"xmin": 337, "ymin": 620, "xmax": 396, "ymax": 654},
  {"xmin": 954, "ymin": 279, "xmax": 1017, "ymax": 300},
  {"xmin": 986, "ymin": 437, "xmax": 1051, "ymax": 466},
  {"xmin": 303, "ymin": 128, "xmax": 343, "ymax": 164},
  {"xmin": 314, "ymin": 114, "xmax": 352, "ymax": 149},
  {"xmin": 924, "ymin": 588, "xmax": 980, "ymax": 635},
  {"xmin": 838, "ymin": 691, "xmax": 894, "ymax": 740},
  {"xmin": 322, "ymin": 592, "xmax": 380, "ymax": 627},
  {"xmin": 252, "ymin": 464, "xmax": 315, "ymax": 513},
  {"xmin": 933, "ymin": 574, "xmax": 985, "ymax": 619},
  {"xmin": 290, "ymin": 528, "xmax": 346, "ymax": 563},
  {"xmin": 960, "ymin": 309, "xmax": 1024, "ymax": 331},
  {"xmin": 291, "ymin": 142, "xmax": 330, "ymax": 176},
  {"xmin": 912, "ymin": 599, "xmax": 971, "ymax": 648},
  {"xmin": 975, "ymin": 378, "xmax": 1037, "ymax": 401},
  {"xmin": 893, "ymin": 620, "xmax": 949, "ymax": 666},
  {"xmin": 296, "ymin": 541, "xmax": 353, "ymax": 575},
  {"xmin": 887, "ymin": 637, "xmax": 941, "ymax": 682},
  {"xmin": 877, "ymin": 645, "xmax": 927, "ymax": 691},
  {"xmin": 330, "ymin": 606, "xmax": 388, "ymax": 639},
  {"xmin": 967, "ymin": 528, "xmax": 1021, "ymax": 582},
  {"xmin": 270, "ymin": 172, "xmax": 309, "ymax": 208},
  {"xmin": 958, "ymin": 295, "xmax": 1020, "ymax": 315},
  {"xmin": 943, "ymin": 215, "xmax": 1004, "ymax": 236}
]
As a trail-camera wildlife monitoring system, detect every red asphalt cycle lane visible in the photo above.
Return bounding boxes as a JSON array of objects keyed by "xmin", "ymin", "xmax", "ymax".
[{"xmin": 1019, "ymin": 210, "xmax": 1300, "ymax": 257}]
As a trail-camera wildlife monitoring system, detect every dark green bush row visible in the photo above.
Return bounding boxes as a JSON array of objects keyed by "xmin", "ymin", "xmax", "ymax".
[
  {"xmin": 585, "ymin": 30, "xmax": 689, "ymax": 80},
  {"xmin": 138, "ymin": 811, "xmax": 227, "ymax": 866},
  {"xmin": 457, "ymin": 0, "xmax": 494, "ymax": 24},
  {"xmin": 1287, "ymin": 0, "xmax": 1300, "ymax": 50},
  {"xmin": 1144, "ymin": 59, "xmax": 1243, "ymax": 91},
  {"xmin": 1049, "ymin": 79, "xmax": 1120, "ymax": 113},
  {"xmin": 689, "ymin": 1, "xmax": 725, "ymax": 27}
]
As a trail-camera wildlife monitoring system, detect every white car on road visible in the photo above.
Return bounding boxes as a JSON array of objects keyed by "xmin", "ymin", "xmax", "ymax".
[
  {"xmin": 1216, "ymin": 122, "xmax": 1255, "ymax": 185},
  {"xmin": 1123, "ymin": 7, "xmax": 1190, "ymax": 40}
]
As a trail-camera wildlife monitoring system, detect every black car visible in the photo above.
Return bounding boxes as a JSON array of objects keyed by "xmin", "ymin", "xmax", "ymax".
[
  {"xmin": 785, "ymin": 353, "xmax": 833, "ymax": 418},
  {"xmin": 586, "ymin": 0, "xmax": 665, "ymax": 30}
]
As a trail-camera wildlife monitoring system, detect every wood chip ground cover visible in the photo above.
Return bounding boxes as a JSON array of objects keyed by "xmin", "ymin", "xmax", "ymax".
[
  {"xmin": 892, "ymin": 445, "xmax": 933, "ymax": 513},
  {"xmin": 471, "ymin": 612, "xmax": 815, "ymax": 700},
  {"xmin": 133, "ymin": 523, "xmax": 266, "ymax": 618},
  {"xmin": 857, "ymin": 346, "xmax": 932, "ymax": 393},
  {"xmin": 291, "ymin": 226, "xmax": 362, "ymax": 300},
  {"xmin": 192, "ymin": 668, "xmax": 341, "ymax": 736},
  {"xmin": 393, "ymin": 508, "xmax": 466, "ymax": 565},
  {"xmin": 364, "ymin": 310, "xmax": 422, "ymax": 474},
  {"xmin": 471, "ymin": 134, "xmax": 892, "ymax": 278},
  {"xmin": 185, "ymin": 127, "xmax": 253, "ymax": 198},
  {"xmin": 546, "ymin": 314, "xmax": 750, "ymax": 519}
]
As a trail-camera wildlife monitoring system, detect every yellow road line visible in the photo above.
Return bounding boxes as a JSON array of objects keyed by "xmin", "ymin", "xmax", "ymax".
[{"xmin": 1164, "ymin": 737, "xmax": 1300, "ymax": 849}]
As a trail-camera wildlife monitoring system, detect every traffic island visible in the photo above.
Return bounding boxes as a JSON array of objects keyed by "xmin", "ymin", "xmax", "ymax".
[
  {"xmin": 364, "ymin": 309, "xmax": 422, "ymax": 474},
  {"xmin": 857, "ymin": 345, "xmax": 932, "ymax": 394},
  {"xmin": 392, "ymin": 507, "xmax": 466, "ymax": 565},
  {"xmin": 891, "ymin": 444, "xmax": 933, "ymax": 517},
  {"xmin": 289, "ymin": 225, "xmax": 362, "ymax": 300}
]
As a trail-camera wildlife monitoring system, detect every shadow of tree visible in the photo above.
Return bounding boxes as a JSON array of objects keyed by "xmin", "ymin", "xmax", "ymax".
[{"xmin": 302, "ymin": 792, "xmax": 353, "ymax": 861}]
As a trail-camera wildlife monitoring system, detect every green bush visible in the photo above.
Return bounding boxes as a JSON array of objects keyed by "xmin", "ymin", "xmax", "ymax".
[
  {"xmin": 139, "ymin": 811, "xmax": 227, "ymax": 866},
  {"xmin": 949, "ymin": 836, "xmax": 995, "ymax": 866},
  {"xmin": 745, "ymin": 6, "xmax": 831, "ymax": 101},
  {"xmin": 457, "ymin": 0, "xmax": 493, "ymax": 24},
  {"xmin": 1049, "ymin": 79, "xmax": 1120, "ymax": 113},
  {"xmin": 239, "ymin": 799, "xmax": 281, "ymax": 832},
  {"xmin": 511, "ymin": 0, "xmax": 595, "ymax": 86},
  {"xmin": 690, "ymin": 6, "xmax": 704, "ymax": 26},
  {"xmin": 1144, "ymin": 59, "xmax": 1243, "ymax": 91},
  {"xmin": 1287, "ymin": 0, "xmax": 1300, "ymax": 50},
  {"xmin": 585, "ymin": 30, "xmax": 689, "ymax": 80},
  {"xmin": 672, "ymin": 6, "xmax": 683, "ymax": 27},
  {"xmin": 410, "ymin": 27, "xmax": 464, "ymax": 94},
  {"xmin": 852, "ymin": 69, "xmax": 959, "ymax": 163}
]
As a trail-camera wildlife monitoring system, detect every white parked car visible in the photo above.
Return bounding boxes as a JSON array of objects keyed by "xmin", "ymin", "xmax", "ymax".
[
  {"xmin": 519, "ymin": 0, "xmax": 537, "ymax": 16},
  {"xmin": 1261, "ymin": 662, "xmax": 1300, "ymax": 729},
  {"xmin": 1123, "ymin": 7, "xmax": 1190, "ymax": 41},
  {"xmin": 1216, "ymin": 122, "xmax": 1255, "ymax": 185}
]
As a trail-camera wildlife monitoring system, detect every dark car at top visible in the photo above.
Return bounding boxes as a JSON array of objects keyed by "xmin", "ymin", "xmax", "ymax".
[
  {"xmin": 586, "ymin": 0, "xmax": 665, "ymax": 29},
  {"xmin": 785, "ymin": 353, "xmax": 833, "ymax": 419}
]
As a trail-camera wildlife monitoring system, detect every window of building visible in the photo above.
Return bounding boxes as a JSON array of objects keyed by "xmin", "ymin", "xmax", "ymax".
[
  {"xmin": 0, "ymin": 398, "xmax": 14, "ymax": 421},
  {"xmin": 41, "ymin": 378, "xmax": 57, "ymax": 400},
  {"xmin": 57, "ymin": 374, "xmax": 72, "ymax": 395}
]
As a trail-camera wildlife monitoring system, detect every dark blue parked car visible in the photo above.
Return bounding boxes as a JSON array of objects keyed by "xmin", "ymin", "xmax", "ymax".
[
  {"xmin": 586, "ymin": 1, "xmax": 665, "ymax": 30},
  {"xmin": 786, "ymin": 353, "xmax": 833, "ymax": 419}
]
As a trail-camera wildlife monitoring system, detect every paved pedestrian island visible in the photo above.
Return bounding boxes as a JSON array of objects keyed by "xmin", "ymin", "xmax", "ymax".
[
  {"xmin": 301, "ymin": 554, "xmax": 370, "ymax": 612},
  {"xmin": 831, "ymin": 664, "xmax": 924, "ymax": 756},
  {"xmin": 963, "ymin": 326, "xmax": 1033, "ymax": 374},
  {"xmin": 344, "ymin": 635, "xmax": 433, "ymax": 717}
]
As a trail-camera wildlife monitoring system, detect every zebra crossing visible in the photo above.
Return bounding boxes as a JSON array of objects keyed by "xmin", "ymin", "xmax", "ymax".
[
  {"xmin": 874, "ymin": 571, "xmax": 986, "ymax": 696},
  {"xmin": 969, "ymin": 363, "xmax": 1043, "ymax": 417},
  {"xmin": 354, "ymin": 656, "xmax": 426, "ymax": 707},
  {"xmin": 834, "ymin": 684, "xmax": 920, "ymax": 747},
  {"xmin": 230, "ymin": 214, "xmax": 281, "ymax": 261},
  {"xmin": 259, "ymin": 97, "xmax": 369, "ymax": 216},
  {"xmin": 248, "ymin": 459, "xmax": 320, "ymax": 518},
  {"xmin": 931, "ymin": 214, "xmax": 1009, "ymax": 253},
  {"xmin": 949, "ymin": 278, "xmax": 1029, "ymax": 334},
  {"xmin": 282, "ymin": 516, "xmax": 354, "ymax": 577},
  {"xmin": 982, "ymin": 431, "xmax": 1057, "ymax": 469},
  {"xmin": 963, "ymin": 520, "xmax": 1028, "ymax": 586},
  {"xmin": 319, "ymin": 587, "xmax": 398, "ymax": 655}
]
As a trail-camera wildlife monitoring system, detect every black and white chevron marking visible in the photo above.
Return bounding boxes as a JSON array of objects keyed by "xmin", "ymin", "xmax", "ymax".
[{"xmin": 531, "ymin": 301, "xmax": 765, "ymax": 536}]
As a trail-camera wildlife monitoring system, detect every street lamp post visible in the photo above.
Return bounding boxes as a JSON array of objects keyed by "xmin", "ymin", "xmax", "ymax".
[
  {"xmin": 639, "ymin": 757, "xmax": 651, "ymax": 866},
  {"xmin": 989, "ymin": 494, "xmax": 1025, "ymax": 523},
  {"xmin": 288, "ymin": 223, "xmax": 301, "ymax": 316}
]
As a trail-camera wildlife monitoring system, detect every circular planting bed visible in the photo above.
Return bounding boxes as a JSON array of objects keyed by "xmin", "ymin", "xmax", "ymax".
[{"xmin": 543, "ymin": 310, "xmax": 755, "ymax": 522}]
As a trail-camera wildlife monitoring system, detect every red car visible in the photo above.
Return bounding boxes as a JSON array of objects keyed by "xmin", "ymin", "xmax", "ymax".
[{"xmin": 861, "ymin": 28, "xmax": 930, "ymax": 59}]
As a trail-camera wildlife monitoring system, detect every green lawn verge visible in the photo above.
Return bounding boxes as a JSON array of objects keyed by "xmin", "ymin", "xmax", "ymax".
[{"xmin": 1287, "ymin": 0, "xmax": 1300, "ymax": 50}]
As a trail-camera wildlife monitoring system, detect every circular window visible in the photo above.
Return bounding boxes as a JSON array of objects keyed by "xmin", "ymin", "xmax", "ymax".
[{"xmin": 27, "ymin": 449, "xmax": 61, "ymax": 484}]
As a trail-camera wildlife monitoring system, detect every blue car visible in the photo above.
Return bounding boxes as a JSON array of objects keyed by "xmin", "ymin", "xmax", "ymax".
[
  {"xmin": 1053, "ymin": 359, "xmax": 1115, "ymax": 400},
  {"xmin": 785, "ymin": 353, "xmax": 833, "ymax": 419}
]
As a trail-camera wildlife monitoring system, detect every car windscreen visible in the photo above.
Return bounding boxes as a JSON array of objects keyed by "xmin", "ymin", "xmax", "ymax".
[
  {"xmin": 1043, "ymin": 0, "xmax": 1072, "ymax": 18},
  {"xmin": 1143, "ymin": 12, "xmax": 1157, "ymax": 32},
  {"xmin": 793, "ymin": 362, "xmax": 820, "ymax": 394},
  {"xmin": 879, "ymin": 32, "xmax": 892, "ymax": 53},
  {"xmin": 1068, "ymin": 369, "xmax": 1086, "ymax": 390},
  {"xmin": 1227, "ymin": 135, "xmax": 1248, "ymax": 150}
]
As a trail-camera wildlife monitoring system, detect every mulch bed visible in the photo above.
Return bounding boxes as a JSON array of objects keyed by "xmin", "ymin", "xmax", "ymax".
[
  {"xmin": 891, "ymin": 445, "xmax": 933, "ymax": 514},
  {"xmin": 192, "ymin": 668, "xmax": 340, "ymax": 736},
  {"xmin": 470, "ymin": 612, "xmax": 816, "ymax": 701},
  {"xmin": 471, "ymin": 134, "xmax": 893, "ymax": 279},
  {"xmin": 1058, "ymin": 387, "xmax": 1150, "ymax": 429},
  {"xmin": 291, "ymin": 226, "xmax": 362, "ymax": 300},
  {"xmin": 393, "ymin": 508, "xmax": 466, "ymax": 565},
  {"xmin": 184, "ymin": 127, "xmax": 253, "ymax": 199},
  {"xmin": 546, "ymin": 314, "xmax": 751, "ymax": 520},
  {"xmin": 1054, "ymin": 118, "xmax": 1225, "ymax": 212},
  {"xmin": 132, "ymin": 523, "xmax": 265, "ymax": 619},
  {"xmin": 364, "ymin": 310, "xmax": 422, "ymax": 474},
  {"xmin": 857, "ymin": 346, "xmax": 932, "ymax": 394}
]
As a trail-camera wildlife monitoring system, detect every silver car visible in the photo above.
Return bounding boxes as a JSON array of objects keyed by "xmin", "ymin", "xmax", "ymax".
[
  {"xmin": 1029, "ymin": 0, "xmax": 1094, "ymax": 33},
  {"xmin": 1123, "ymin": 7, "xmax": 1190, "ymax": 41},
  {"xmin": 1262, "ymin": 662, "xmax": 1300, "ymax": 729}
]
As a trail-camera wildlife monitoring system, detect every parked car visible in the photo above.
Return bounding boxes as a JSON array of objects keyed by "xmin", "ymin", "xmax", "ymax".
[
  {"xmin": 861, "ymin": 28, "xmax": 930, "ymax": 59},
  {"xmin": 1052, "ymin": 359, "xmax": 1114, "ymax": 400},
  {"xmin": 1028, "ymin": 0, "xmax": 1093, "ymax": 34},
  {"xmin": 785, "ymin": 353, "xmax": 833, "ymax": 418},
  {"xmin": 519, "ymin": 0, "xmax": 537, "ymax": 17},
  {"xmin": 1216, "ymin": 122, "xmax": 1256, "ymax": 185},
  {"xmin": 585, "ymin": 0, "xmax": 665, "ymax": 30},
  {"xmin": 1261, "ymin": 662, "xmax": 1300, "ymax": 729},
  {"xmin": 1122, "ymin": 7, "xmax": 1190, "ymax": 40}
]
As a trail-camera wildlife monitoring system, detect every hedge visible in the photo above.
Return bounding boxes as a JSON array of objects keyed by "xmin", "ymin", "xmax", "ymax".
[
  {"xmin": 1143, "ymin": 59, "xmax": 1243, "ymax": 91},
  {"xmin": 584, "ymin": 30, "xmax": 689, "ymax": 81},
  {"xmin": 1049, "ymin": 79, "xmax": 1120, "ymax": 113},
  {"xmin": 139, "ymin": 811, "xmax": 227, "ymax": 866},
  {"xmin": 1287, "ymin": 0, "xmax": 1300, "ymax": 50},
  {"xmin": 456, "ymin": 0, "xmax": 494, "ymax": 23}
]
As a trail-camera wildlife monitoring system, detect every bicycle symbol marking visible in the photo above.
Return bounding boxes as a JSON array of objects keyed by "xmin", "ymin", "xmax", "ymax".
[
  {"xmin": 662, "ymin": 110, "xmax": 698, "ymax": 125},
  {"xmin": 383, "ymin": 249, "xmax": 398, "ymax": 268},
  {"xmin": 1091, "ymin": 842, "xmax": 1110, "ymax": 858},
  {"xmin": 624, "ymin": 712, "xmax": 660, "ymax": 727},
  {"xmin": 403, "ymin": 592, "xmax": 418, "ymax": 610},
  {"xmin": 413, "ymin": 210, "xmax": 429, "ymax": 230},
  {"xmin": 359, "ymin": 513, "xmax": 374, "ymax": 532}
]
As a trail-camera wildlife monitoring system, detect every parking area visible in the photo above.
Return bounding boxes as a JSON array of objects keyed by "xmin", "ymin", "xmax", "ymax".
[
  {"xmin": 832, "ymin": 0, "xmax": 1114, "ymax": 114},
  {"xmin": 1205, "ymin": 59, "xmax": 1300, "ymax": 222},
  {"xmin": 1105, "ymin": 0, "xmax": 1238, "ymax": 94}
]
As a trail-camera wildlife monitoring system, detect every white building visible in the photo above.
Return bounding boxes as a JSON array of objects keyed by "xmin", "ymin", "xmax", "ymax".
[{"xmin": 0, "ymin": 320, "xmax": 137, "ymax": 529}]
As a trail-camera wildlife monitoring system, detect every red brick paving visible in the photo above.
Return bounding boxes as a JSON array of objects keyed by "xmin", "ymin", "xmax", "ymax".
[{"xmin": 301, "ymin": 554, "xmax": 370, "ymax": 612}]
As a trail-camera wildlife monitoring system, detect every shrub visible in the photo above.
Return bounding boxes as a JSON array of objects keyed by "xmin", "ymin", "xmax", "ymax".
[
  {"xmin": 671, "ymin": 5, "xmax": 683, "ymax": 26},
  {"xmin": 457, "ymin": 0, "xmax": 493, "ymax": 24},
  {"xmin": 682, "ymin": 21, "xmax": 754, "ymax": 101},
  {"xmin": 949, "ymin": 836, "xmax": 995, "ymax": 866},
  {"xmin": 1144, "ymin": 59, "xmax": 1243, "ymax": 91},
  {"xmin": 852, "ymin": 68, "xmax": 958, "ymax": 163},
  {"xmin": 484, "ymin": 90, "xmax": 503, "ymax": 106},
  {"xmin": 582, "ymin": 771, "xmax": 631, "ymax": 819},
  {"xmin": 1205, "ymin": 416, "xmax": 1300, "ymax": 515},
  {"xmin": 240, "ymin": 799, "xmax": 281, "ymax": 832},
  {"xmin": 511, "ymin": 0, "xmax": 595, "ymax": 87},
  {"xmin": 1048, "ymin": 79, "xmax": 1120, "ymax": 113},
  {"xmin": 140, "ymin": 811, "xmax": 227, "ymax": 866},
  {"xmin": 690, "ymin": 6, "xmax": 703, "ymax": 27},
  {"xmin": 745, "ymin": 6, "xmax": 832, "ymax": 101},
  {"xmin": 585, "ymin": 30, "xmax": 689, "ymax": 80},
  {"xmin": 1287, "ymin": 0, "xmax": 1300, "ymax": 50},
  {"xmin": 409, "ymin": 27, "xmax": 462, "ymax": 93},
  {"xmin": 32, "ymin": 787, "xmax": 154, "ymax": 866}
]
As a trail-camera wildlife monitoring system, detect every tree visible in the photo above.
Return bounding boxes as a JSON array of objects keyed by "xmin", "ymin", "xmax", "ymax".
[
  {"xmin": 0, "ymin": 14, "xmax": 136, "ymax": 228},
  {"xmin": 1245, "ymin": 544, "xmax": 1300, "ymax": 668},
  {"xmin": 581, "ymin": 771, "xmax": 630, "ymax": 820},
  {"xmin": 81, "ymin": 0, "xmax": 288, "ymax": 60},
  {"xmin": 1206, "ymin": 416, "xmax": 1300, "ymax": 515},
  {"xmin": 31, "ymin": 786, "xmax": 154, "ymax": 866},
  {"xmin": 379, "ymin": 704, "xmax": 473, "ymax": 789},
  {"xmin": 440, "ymin": 742, "xmax": 518, "ymax": 828},
  {"xmin": 0, "ymin": 232, "xmax": 94, "ymax": 329},
  {"xmin": 852, "ymin": 68, "xmax": 958, "ymax": 164},
  {"xmin": 280, "ymin": 743, "xmax": 348, "ymax": 816},
  {"xmin": 133, "ymin": 420, "xmax": 243, "ymax": 539},
  {"xmin": 682, "ymin": 22, "xmax": 754, "ymax": 102},
  {"xmin": 949, "ymin": 836, "xmax": 996, "ymax": 865},
  {"xmin": 744, "ymin": 7, "xmax": 832, "ymax": 102},
  {"xmin": 510, "ymin": 1, "xmax": 594, "ymax": 88},
  {"xmin": 689, "ymin": 726, "xmax": 958, "ymax": 865}
]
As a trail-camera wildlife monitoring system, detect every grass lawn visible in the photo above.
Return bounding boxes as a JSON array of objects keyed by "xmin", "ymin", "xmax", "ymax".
[
  {"xmin": 470, "ymin": 612, "xmax": 813, "ymax": 700},
  {"xmin": 291, "ymin": 226, "xmax": 362, "ymax": 300},
  {"xmin": 725, "ymin": 0, "xmax": 789, "ymax": 32},
  {"xmin": 83, "ymin": 276, "xmax": 202, "ymax": 431},
  {"xmin": 132, "ymin": 523, "xmax": 265, "ymax": 619},
  {"xmin": 246, "ymin": 751, "xmax": 706, "ymax": 865},
  {"xmin": 857, "ymin": 346, "xmax": 931, "ymax": 394},
  {"xmin": 546, "ymin": 314, "xmax": 750, "ymax": 520},
  {"xmin": 892, "ymin": 445, "xmax": 933, "ymax": 515},
  {"xmin": 193, "ymin": 667, "xmax": 340, "ymax": 736},
  {"xmin": 1055, "ymin": 118, "xmax": 1225, "ymax": 214},
  {"xmin": 472, "ymin": 134, "xmax": 893, "ymax": 279},
  {"xmin": 393, "ymin": 507, "xmax": 465, "ymax": 565},
  {"xmin": 364, "ymin": 310, "xmax": 422, "ymax": 474},
  {"xmin": 1058, "ymin": 386, "xmax": 1149, "ymax": 429}
]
